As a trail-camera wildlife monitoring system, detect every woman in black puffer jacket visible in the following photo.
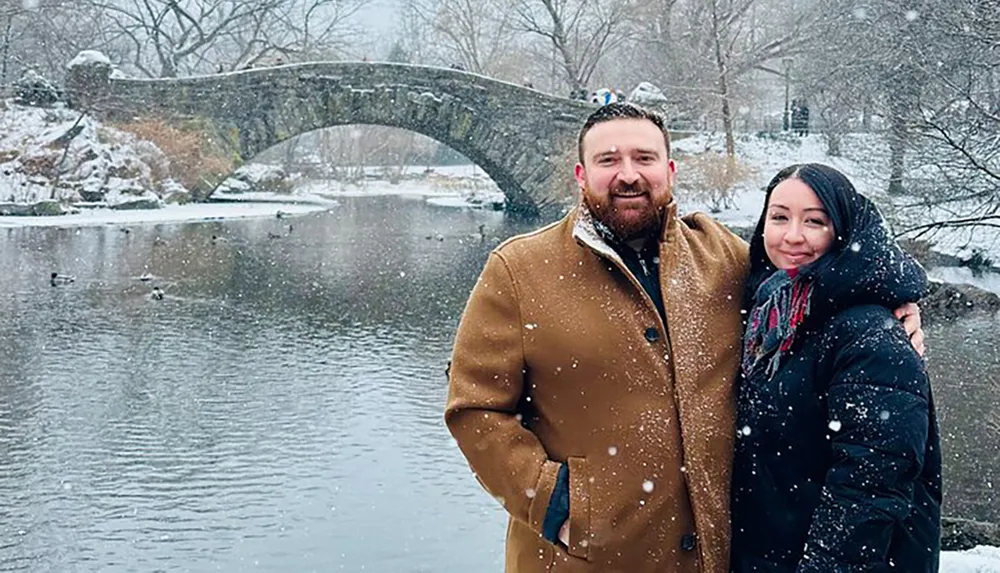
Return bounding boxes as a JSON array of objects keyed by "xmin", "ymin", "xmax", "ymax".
[{"xmin": 730, "ymin": 163, "xmax": 941, "ymax": 573}]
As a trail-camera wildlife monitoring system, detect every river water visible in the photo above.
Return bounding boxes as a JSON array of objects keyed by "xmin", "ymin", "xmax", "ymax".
[{"xmin": 0, "ymin": 195, "xmax": 997, "ymax": 572}]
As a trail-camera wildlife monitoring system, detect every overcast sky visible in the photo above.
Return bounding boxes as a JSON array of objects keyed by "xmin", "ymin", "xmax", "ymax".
[{"xmin": 357, "ymin": 0, "xmax": 402, "ymax": 35}]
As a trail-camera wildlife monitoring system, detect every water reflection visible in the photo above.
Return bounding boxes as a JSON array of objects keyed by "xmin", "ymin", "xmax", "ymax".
[
  {"xmin": 0, "ymin": 196, "xmax": 996, "ymax": 572},
  {"xmin": 925, "ymin": 314, "xmax": 1000, "ymax": 522},
  {"xmin": 0, "ymin": 197, "xmax": 535, "ymax": 572}
]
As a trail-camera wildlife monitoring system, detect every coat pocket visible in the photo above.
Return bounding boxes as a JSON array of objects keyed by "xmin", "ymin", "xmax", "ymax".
[{"xmin": 565, "ymin": 456, "xmax": 592, "ymax": 561}]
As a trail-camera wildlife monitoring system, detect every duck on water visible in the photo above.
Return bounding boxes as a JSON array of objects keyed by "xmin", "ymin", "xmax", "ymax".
[{"xmin": 50, "ymin": 272, "xmax": 75, "ymax": 286}]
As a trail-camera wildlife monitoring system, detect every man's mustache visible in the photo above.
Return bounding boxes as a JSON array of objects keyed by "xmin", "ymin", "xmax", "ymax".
[{"xmin": 610, "ymin": 181, "xmax": 651, "ymax": 196}]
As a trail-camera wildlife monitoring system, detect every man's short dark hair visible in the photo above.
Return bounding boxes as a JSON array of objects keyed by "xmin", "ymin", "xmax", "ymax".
[{"xmin": 577, "ymin": 103, "xmax": 671, "ymax": 164}]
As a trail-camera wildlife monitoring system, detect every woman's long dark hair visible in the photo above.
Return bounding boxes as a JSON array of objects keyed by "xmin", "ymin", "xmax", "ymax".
[{"xmin": 745, "ymin": 163, "xmax": 863, "ymax": 306}]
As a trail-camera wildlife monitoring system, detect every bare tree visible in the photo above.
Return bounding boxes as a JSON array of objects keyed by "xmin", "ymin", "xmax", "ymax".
[
  {"xmin": 0, "ymin": 0, "xmax": 28, "ymax": 90},
  {"xmin": 910, "ymin": 0, "xmax": 1000, "ymax": 199},
  {"xmin": 793, "ymin": 1, "xmax": 885, "ymax": 156},
  {"xmin": 404, "ymin": 0, "xmax": 520, "ymax": 76},
  {"xmin": 0, "ymin": 1, "xmax": 109, "ymax": 87},
  {"xmin": 222, "ymin": 0, "xmax": 371, "ymax": 65},
  {"xmin": 395, "ymin": 0, "xmax": 434, "ymax": 65},
  {"xmin": 90, "ymin": 0, "xmax": 371, "ymax": 78},
  {"xmin": 888, "ymin": 0, "xmax": 1000, "ymax": 239},
  {"xmin": 807, "ymin": 0, "xmax": 998, "ymax": 206},
  {"xmin": 512, "ymin": 0, "xmax": 644, "ymax": 94},
  {"xmin": 799, "ymin": 0, "xmax": 961, "ymax": 195},
  {"xmin": 679, "ymin": 0, "xmax": 817, "ymax": 157},
  {"xmin": 0, "ymin": 0, "xmax": 21, "ymax": 89}
]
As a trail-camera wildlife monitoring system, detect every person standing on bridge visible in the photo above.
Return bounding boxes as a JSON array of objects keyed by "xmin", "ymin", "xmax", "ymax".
[{"xmin": 444, "ymin": 103, "xmax": 924, "ymax": 572}]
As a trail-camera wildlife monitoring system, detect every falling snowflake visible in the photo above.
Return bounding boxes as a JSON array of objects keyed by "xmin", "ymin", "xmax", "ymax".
[
  {"xmin": 642, "ymin": 480, "xmax": 655, "ymax": 493},
  {"xmin": 828, "ymin": 420, "xmax": 843, "ymax": 432}
]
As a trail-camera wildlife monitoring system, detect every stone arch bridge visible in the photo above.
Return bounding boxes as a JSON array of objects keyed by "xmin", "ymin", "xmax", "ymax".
[{"xmin": 65, "ymin": 60, "xmax": 598, "ymax": 217}]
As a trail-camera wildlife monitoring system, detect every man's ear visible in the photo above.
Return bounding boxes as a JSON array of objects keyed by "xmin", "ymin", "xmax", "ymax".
[
  {"xmin": 667, "ymin": 159, "xmax": 677, "ymax": 185},
  {"xmin": 574, "ymin": 163, "xmax": 586, "ymax": 190}
]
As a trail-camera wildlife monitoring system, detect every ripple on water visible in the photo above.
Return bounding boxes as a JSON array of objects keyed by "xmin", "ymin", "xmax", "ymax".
[{"xmin": 0, "ymin": 199, "xmax": 514, "ymax": 571}]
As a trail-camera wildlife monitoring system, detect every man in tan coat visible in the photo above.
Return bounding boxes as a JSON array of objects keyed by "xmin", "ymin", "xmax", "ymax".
[{"xmin": 445, "ymin": 103, "xmax": 921, "ymax": 573}]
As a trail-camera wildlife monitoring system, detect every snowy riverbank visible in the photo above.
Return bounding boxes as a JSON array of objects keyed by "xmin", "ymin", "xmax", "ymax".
[
  {"xmin": 944, "ymin": 546, "xmax": 1000, "ymax": 572},
  {"xmin": 0, "ymin": 201, "xmax": 328, "ymax": 228}
]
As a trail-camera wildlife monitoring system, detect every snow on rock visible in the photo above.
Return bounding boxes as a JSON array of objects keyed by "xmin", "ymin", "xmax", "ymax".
[
  {"xmin": 67, "ymin": 50, "xmax": 111, "ymax": 69},
  {"xmin": 0, "ymin": 99, "xmax": 187, "ymax": 211},
  {"xmin": 215, "ymin": 163, "xmax": 294, "ymax": 195},
  {"xmin": 628, "ymin": 82, "xmax": 669, "ymax": 108}
]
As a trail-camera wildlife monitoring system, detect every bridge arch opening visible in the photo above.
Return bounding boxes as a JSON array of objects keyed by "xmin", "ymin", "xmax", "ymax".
[{"xmin": 243, "ymin": 124, "xmax": 516, "ymax": 211}]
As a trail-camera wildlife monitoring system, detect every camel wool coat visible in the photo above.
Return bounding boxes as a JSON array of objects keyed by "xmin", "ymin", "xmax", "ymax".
[{"xmin": 446, "ymin": 202, "xmax": 749, "ymax": 573}]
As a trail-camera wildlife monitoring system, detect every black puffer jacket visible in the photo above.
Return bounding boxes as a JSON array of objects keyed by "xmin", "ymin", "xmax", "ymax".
[{"xmin": 731, "ymin": 172, "xmax": 941, "ymax": 573}]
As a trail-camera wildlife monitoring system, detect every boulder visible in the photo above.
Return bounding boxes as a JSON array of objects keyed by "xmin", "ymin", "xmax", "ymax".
[
  {"xmin": 31, "ymin": 200, "xmax": 67, "ymax": 216},
  {"xmin": 78, "ymin": 188, "xmax": 106, "ymax": 202},
  {"xmin": 628, "ymin": 82, "xmax": 669, "ymax": 109},
  {"xmin": 0, "ymin": 203, "xmax": 34, "ymax": 216},
  {"xmin": 216, "ymin": 164, "xmax": 292, "ymax": 195},
  {"xmin": 0, "ymin": 200, "xmax": 70, "ymax": 216},
  {"xmin": 922, "ymin": 280, "xmax": 1000, "ymax": 324},
  {"xmin": 942, "ymin": 517, "xmax": 1000, "ymax": 551},
  {"xmin": 161, "ymin": 179, "xmax": 192, "ymax": 204},
  {"xmin": 110, "ymin": 198, "xmax": 161, "ymax": 210}
]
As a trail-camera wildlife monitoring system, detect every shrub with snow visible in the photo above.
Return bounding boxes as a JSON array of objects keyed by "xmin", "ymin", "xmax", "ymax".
[
  {"xmin": 112, "ymin": 119, "xmax": 234, "ymax": 200},
  {"xmin": 13, "ymin": 70, "xmax": 60, "ymax": 107}
]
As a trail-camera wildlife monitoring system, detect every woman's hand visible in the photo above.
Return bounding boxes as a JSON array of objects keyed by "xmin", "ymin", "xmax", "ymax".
[{"xmin": 894, "ymin": 302, "xmax": 925, "ymax": 356}]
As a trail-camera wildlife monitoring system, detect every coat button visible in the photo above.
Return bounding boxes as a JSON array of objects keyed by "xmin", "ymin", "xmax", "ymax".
[
  {"xmin": 644, "ymin": 327, "xmax": 659, "ymax": 343},
  {"xmin": 680, "ymin": 533, "xmax": 697, "ymax": 552}
]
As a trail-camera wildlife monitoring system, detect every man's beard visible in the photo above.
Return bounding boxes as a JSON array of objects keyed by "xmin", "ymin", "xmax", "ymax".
[{"xmin": 583, "ymin": 180, "xmax": 668, "ymax": 242}]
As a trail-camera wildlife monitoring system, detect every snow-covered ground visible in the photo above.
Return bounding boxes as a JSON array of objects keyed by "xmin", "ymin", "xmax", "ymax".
[
  {"xmin": 291, "ymin": 164, "xmax": 503, "ymax": 206},
  {"xmin": 944, "ymin": 546, "xmax": 1000, "ymax": 573}
]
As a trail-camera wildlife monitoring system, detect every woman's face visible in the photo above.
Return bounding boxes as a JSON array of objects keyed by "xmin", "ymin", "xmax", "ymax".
[{"xmin": 763, "ymin": 178, "xmax": 836, "ymax": 270}]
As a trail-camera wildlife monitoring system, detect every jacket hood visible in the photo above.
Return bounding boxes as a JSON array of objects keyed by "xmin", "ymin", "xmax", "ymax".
[{"xmin": 746, "ymin": 165, "xmax": 927, "ymax": 322}]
